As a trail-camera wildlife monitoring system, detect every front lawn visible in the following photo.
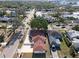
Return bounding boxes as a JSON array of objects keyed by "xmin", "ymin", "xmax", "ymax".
[{"xmin": 57, "ymin": 33, "xmax": 72, "ymax": 58}]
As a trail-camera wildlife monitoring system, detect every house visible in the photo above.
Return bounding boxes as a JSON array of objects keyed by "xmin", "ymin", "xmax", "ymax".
[
  {"xmin": 67, "ymin": 30, "xmax": 79, "ymax": 41},
  {"xmin": 61, "ymin": 12, "xmax": 71, "ymax": 15},
  {"xmin": 32, "ymin": 35, "xmax": 46, "ymax": 43},
  {"xmin": 11, "ymin": 11, "xmax": 17, "ymax": 17},
  {"xmin": 67, "ymin": 30, "xmax": 79, "ymax": 54},
  {"xmin": 48, "ymin": 30, "xmax": 61, "ymax": 49},
  {"xmin": 6, "ymin": 10, "xmax": 11, "ymax": 14},
  {"xmin": 29, "ymin": 30, "xmax": 47, "ymax": 54},
  {"xmin": 0, "ymin": 16, "xmax": 11, "ymax": 22},
  {"xmin": 44, "ymin": 15, "xmax": 55, "ymax": 23},
  {"xmin": 36, "ymin": 11, "xmax": 42, "ymax": 17},
  {"xmin": 72, "ymin": 2, "xmax": 79, "ymax": 7},
  {"xmin": 6, "ymin": 10, "xmax": 17, "ymax": 17},
  {"xmin": 33, "ymin": 40, "xmax": 46, "ymax": 53},
  {"xmin": 0, "ymin": 16, "xmax": 15, "ymax": 46},
  {"xmin": 62, "ymin": 12, "xmax": 79, "ymax": 19}
]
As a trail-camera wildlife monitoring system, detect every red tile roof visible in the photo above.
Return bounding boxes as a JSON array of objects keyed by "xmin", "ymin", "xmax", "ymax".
[
  {"xmin": 32, "ymin": 35, "xmax": 46, "ymax": 42},
  {"xmin": 33, "ymin": 40, "xmax": 46, "ymax": 51}
]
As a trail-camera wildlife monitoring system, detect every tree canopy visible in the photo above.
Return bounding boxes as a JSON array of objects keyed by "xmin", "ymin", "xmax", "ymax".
[
  {"xmin": 66, "ymin": 17, "xmax": 76, "ymax": 20},
  {"xmin": 30, "ymin": 17, "xmax": 48, "ymax": 30},
  {"xmin": 72, "ymin": 25, "xmax": 79, "ymax": 31}
]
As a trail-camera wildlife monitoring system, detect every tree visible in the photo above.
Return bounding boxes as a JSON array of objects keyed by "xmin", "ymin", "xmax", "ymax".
[
  {"xmin": 66, "ymin": 17, "xmax": 76, "ymax": 20},
  {"xmin": 30, "ymin": 17, "xmax": 48, "ymax": 30},
  {"xmin": 72, "ymin": 25, "xmax": 79, "ymax": 31},
  {"xmin": 58, "ymin": 17, "xmax": 66, "ymax": 24},
  {"xmin": 70, "ymin": 46, "xmax": 76, "ymax": 58},
  {"xmin": 49, "ymin": 12, "xmax": 60, "ymax": 18},
  {"xmin": 0, "ymin": 35, "xmax": 4, "ymax": 43},
  {"xmin": 0, "ymin": 11, "xmax": 6, "ymax": 17}
]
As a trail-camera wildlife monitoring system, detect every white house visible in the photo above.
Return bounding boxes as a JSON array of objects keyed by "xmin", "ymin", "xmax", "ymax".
[
  {"xmin": 72, "ymin": 38, "xmax": 79, "ymax": 49},
  {"xmin": 67, "ymin": 30, "xmax": 79, "ymax": 39},
  {"xmin": 36, "ymin": 11, "xmax": 42, "ymax": 17},
  {"xmin": 62, "ymin": 12, "xmax": 79, "ymax": 19},
  {"xmin": 67, "ymin": 30, "xmax": 79, "ymax": 50},
  {"xmin": 6, "ymin": 10, "xmax": 11, "ymax": 14}
]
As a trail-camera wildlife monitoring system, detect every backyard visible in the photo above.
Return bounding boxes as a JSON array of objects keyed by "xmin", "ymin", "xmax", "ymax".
[{"xmin": 57, "ymin": 32, "xmax": 72, "ymax": 58}]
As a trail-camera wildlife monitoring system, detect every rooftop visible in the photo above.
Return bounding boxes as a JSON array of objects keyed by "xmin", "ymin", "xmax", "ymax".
[
  {"xmin": 48, "ymin": 30, "xmax": 61, "ymax": 44},
  {"xmin": 0, "ymin": 17, "xmax": 11, "ymax": 21},
  {"xmin": 32, "ymin": 35, "xmax": 46, "ymax": 42},
  {"xmin": 33, "ymin": 40, "xmax": 46, "ymax": 51},
  {"xmin": 67, "ymin": 30, "xmax": 79, "ymax": 39}
]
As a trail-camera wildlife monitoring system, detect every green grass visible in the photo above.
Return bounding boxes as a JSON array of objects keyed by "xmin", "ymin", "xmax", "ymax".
[
  {"xmin": 46, "ymin": 36, "xmax": 51, "ymax": 58},
  {"xmin": 57, "ymin": 33, "xmax": 72, "ymax": 58},
  {"xmin": 18, "ymin": 42, "xmax": 23, "ymax": 49}
]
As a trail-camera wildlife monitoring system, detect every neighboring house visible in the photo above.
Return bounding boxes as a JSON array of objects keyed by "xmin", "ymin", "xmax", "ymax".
[
  {"xmin": 36, "ymin": 11, "xmax": 42, "ymax": 17},
  {"xmin": 35, "ymin": 11, "xmax": 55, "ymax": 23},
  {"xmin": 44, "ymin": 15, "xmax": 55, "ymax": 23},
  {"xmin": 6, "ymin": 10, "xmax": 11, "ymax": 14},
  {"xmin": 11, "ymin": 11, "xmax": 17, "ymax": 17},
  {"xmin": 72, "ymin": 2, "xmax": 79, "ymax": 7},
  {"xmin": 61, "ymin": 12, "xmax": 71, "ymax": 15},
  {"xmin": 0, "ymin": 16, "xmax": 15, "ymax": 46},
  {"xmin": 67, "ymin": 30, "xmax": 79, "ymax": 54},
  {"xmin": 48, "ymin": 30, "xmax": 61, "ymax": 49},
  {"xmin": 61, "ymin": 12, "xmax": 79, "ymax": 19},
  {"xmin": 6, "ymin": 10, "xmax": 17, "ymax": 17},
  {"xmin": 67, "ymin": 30, "xmax": 79, "ymax": 41},
  {"xmin": 73, "ymin": 19, "xmax": 79, "ymax": 24},
  {"xmin": 0, "ymin": 16, "xmax": 11, "ymax": 22}
]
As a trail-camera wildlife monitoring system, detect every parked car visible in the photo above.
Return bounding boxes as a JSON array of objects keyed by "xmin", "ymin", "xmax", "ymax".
[
  {"xmin": 56, "ymin": 24, "xmax": 60, "ymax": 26},
  {"xmin": 51, "ymin": 45, "xmax": 56, "ymax": 52},
  {"xmin": 62, "ymin": 26, "xmax": 65, "ymax": 28}
]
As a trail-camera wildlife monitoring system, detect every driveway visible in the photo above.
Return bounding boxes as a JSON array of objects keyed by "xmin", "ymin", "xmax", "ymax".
[{"xmin": 51, "ymin": 50, "xmax": 59, "ymax": 58}]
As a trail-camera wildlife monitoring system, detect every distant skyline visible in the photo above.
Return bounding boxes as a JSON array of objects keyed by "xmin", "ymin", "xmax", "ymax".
[
  {"xmin": 0, "ymin": 0, "xmax": 48, "ymax": 1},
  {"xmin": 0, "ymin": 0, "xmax": 79, "ymax": 2}
]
